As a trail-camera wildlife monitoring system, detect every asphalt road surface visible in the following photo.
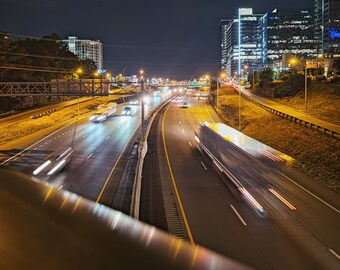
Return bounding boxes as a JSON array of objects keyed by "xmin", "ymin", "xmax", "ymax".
[
  {"xmin": 153, "ymin": 91, "xmax": 340, "ymax": 269},
  {"xmin": 0, "ymin": 93, "xmax": 173, "ymax": 207}
]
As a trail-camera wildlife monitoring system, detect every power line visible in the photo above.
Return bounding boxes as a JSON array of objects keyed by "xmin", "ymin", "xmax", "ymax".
[
  {"xmin": 0, "ymin": 65, "xmax": 71, "ymax": 73},
  {"xmin": 0, "ymin": 51, "xmax": 80, "ymax": 62},
  {"xmin": 0, "ymin": 31, "xmax": 188, "ymax": 51}
]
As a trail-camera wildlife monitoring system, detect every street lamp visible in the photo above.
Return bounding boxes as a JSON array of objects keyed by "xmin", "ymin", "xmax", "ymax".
[
  {"xmin": 216, "ymin": 72, "xmax": 226, "ymax": 109},
  {"xmin": 140, "ymin": 69, "xmax": 145, "ymax": 140},
  {"xmin": 289, "ymin": 58, "xmax": 308, "ymax": 110}
]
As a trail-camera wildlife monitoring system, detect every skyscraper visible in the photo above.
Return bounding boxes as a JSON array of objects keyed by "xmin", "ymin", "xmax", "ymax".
[
  {"xmin": 219, "ymin": 19, "xmax": 230, "ymax": 71},
  {"xmin": 63, "ymin": 36, "xmax": 103, "ymax": 70},
  {"xmin": 220, "ymin": 8, "xmax": 267, "ymax": 79},
  {"xmin": 267, "ymin": 8, "xmax": 316, "ymax": 64},
  {"xmin": 314, "ymin": 0, "xmax": 340, "ymax": 56}
]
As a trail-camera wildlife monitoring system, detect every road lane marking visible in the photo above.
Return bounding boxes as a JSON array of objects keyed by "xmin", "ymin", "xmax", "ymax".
[
  {"xmin": 182, "ymin": 129, "xmax": 185, "ymax": 133},
  {"xmin": 204, "ymin": 100, "xmax": 215, "ymax": 123},
  {"xmin": 269, "ymin": 188, "xmax": 296, "ymax": 210},
  {"xmin": 87, "ymin": 153, "xmax": 94, "ymax": 159},
  {"xmin": 230, "ymin": 204, "xmax": 247, "ymax": 226},
  {"xmin": 188, "ymin": 141, "xmax": 192, "ymax": 147},
  {"xmin": 276, "ymin": 170, "xmax": 340, "ymax": 214},
  {"xmin": 1, "ymin": 111, "xmax": 93, "ymax": 165},
  {"xmin": 96, "ymin": 127, "xmax": 138, "ymax": 203},
  {"xmin": 82, "ymin": 134, "xmax": 88, "ymax": 139},
  {"xmin": 105, "ymin": 136, "xmax": 110, "ymax": 141},
  {"xmin": 329, "ymin": 249, "xmax": 340, "ymax": 260},
  {"xmin": 200, "ymin": 161, "xmax": 207, "ymax": 171},
  {"xmin": 162, "ymin": 103, "xmax": 195, "ymax": 246}
]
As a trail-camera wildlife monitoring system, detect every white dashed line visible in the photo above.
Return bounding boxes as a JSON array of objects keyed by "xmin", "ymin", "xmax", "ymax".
[
  {"xmin": 188, "ymin": 141, "xmax": 192, "ymax": 147},
  {"xmin": 105, "ymin": 136, "xmax": 110, "ymax": 141},
  {"xmin": 276, "ymin": 170, "xmax": 340, "ymax": 214},
  {"xmin": 87, "ymin": 153, "xmax": 94, "ymax": 159},
  {"xmin": 230, "ymin": 204, "xmax": 247, "ymax": 226},
  {"xmin": 200, "ymin": 161, "xmax": 207, "ymax": 171},
  {"xmin": 329, "ymin": 249, "xmax": 340, "ymax": 260}
]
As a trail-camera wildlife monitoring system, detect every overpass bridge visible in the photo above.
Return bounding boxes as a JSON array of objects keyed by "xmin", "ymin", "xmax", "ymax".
[{"xmin": 0, "ymin": 80, "xmax": 190, "ymax": 97}]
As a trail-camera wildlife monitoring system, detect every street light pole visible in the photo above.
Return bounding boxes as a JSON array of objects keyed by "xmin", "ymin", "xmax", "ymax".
[
  {"xmin": 305, "ymin": 63, "xmax": 307, "ymax": 110},
  {"xmin": 216, "ymin": 77, "xmax": 219, "ymax": 108},
  {"xmin": 239, "ymin": 86, "xmax": 241, "ymax": 131},
  {"xmin": 140, "ymin": 70, "xmax": 145, "ymax": 140},
  {"xmin": 252, "ymin": 70, "xmax": 255, "ymax": 91}
]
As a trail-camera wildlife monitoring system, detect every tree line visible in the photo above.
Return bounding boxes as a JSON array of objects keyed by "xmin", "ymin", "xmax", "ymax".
[{"xmin": 0, "ymin": 32, "xmax": 97, "ymax": 82}]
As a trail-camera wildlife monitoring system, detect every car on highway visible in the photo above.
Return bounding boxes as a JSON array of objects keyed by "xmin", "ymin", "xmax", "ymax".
[
  {"xmin": 122, "ymin": 106, "xmax": 132, "ymax": 115},
  {"xmin": 89, "ymin": 112, "xmax": 108, "ymax": 122},
  {"xmin": 33, "ymin": 147, "xmax": 73, "ymax": 177},
  {"xmin": 180, "ymin": 102, "xmax": 188, "ymax": 108},
  {"xmin": 129, "ymin": 99, "xmax": 139, "ymax": 105}
]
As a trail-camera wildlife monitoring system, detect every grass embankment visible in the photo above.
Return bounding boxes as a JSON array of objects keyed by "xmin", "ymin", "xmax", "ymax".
[
  {"xmin": 213, "ymin": 87, "xmax": 340, "ymax": 193},
  {"xmin": 0, "ymin": 97, "xmax": 116, "ymax": 146},
  {"xmin": 274, "ymin": 83, "xmax": 340, "ymax": 124}
]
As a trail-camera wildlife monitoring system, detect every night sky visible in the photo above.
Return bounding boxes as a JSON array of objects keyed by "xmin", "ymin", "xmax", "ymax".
[{"xmin": 1, "ymin": 0, "xmax": 312, "ymax": 79}]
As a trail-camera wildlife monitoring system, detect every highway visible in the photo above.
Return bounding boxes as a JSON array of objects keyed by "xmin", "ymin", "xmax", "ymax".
[
  {"xmin": 0, "ymin": 92, "xmax": 173, "ymax": 207},
  {"xmin": 141, "ymin": 91, "xmax": 340, "ymax": 269}
]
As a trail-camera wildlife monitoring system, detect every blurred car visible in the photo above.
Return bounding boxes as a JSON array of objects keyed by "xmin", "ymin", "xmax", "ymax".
[
  {"xmin": 180, "ymin": 102, "xmax": 188, "ymax": 108},
  {"xmin": 122, "ymin": 106, "xmax": 132, "ymax": 115},
  {"xmin": 89, "ymin": 113, "xmax": 108, "ymax": 122},
  {"xmin": 129, "ymin": 99, "xmax": 139, "ymax": 105},
  {"xmin": 33, "ymin": 147, "xmax": 73, "ymax": 176}
]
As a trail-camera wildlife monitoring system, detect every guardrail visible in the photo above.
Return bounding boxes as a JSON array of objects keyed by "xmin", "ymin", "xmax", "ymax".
[
  {"xmin": 0, "ymin": 110, "xmax": 16, "ymax": 119},
  {"xmin": 130, "ymin": 95, "xmax": 178, "ymax": 219},
  {"xmin": 232, "ymin": 85, "xmax": 340, "ymax": 140}
]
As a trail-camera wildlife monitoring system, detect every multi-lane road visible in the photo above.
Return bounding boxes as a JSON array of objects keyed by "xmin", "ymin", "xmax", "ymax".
[
  {"xmin": 141, "ymin": 91, "xmax": 340, "ymax": 269},
  {"xmin": 0, "ymin": 93, "xmax": 172, "ymax": 207},
  {"xmin": 1, "ymin": 89, "xmax": 339, "ymax": 269}
]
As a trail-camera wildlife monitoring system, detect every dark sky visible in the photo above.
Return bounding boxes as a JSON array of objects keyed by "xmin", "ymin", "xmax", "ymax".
[{"xmin": 1, "ymin": 0, "xmax": 312, "ymax": 79}]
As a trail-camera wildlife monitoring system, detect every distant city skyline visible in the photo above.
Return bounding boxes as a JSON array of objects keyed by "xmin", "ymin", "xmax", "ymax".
[{"xmin": 1, "ymin": 0, "xmax": 313, "ymax": 79}]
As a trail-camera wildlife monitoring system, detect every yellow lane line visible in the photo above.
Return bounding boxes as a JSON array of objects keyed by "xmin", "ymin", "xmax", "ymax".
[
  {"xmin": 96, "ymin": 126, "xmax": 138, "ymax": 203},
  {"xmin": 204, "ymin": 99, "xmax": 215, "ymax": 123},
  {"xmin": 162, "ymin": 103, "xmax": 195, "ymax": 246}
]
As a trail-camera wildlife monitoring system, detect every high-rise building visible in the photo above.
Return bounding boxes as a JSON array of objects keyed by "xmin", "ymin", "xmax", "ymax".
[
  {"xmin": 267, "ymin": 8, "xmax": 316, "ymax": 64},
  {"xmin": 63, "ymin": 36, "xmax": 103, "ymax": 70},
  {"xmin": 219, "ymin": 19, "xmax": 230, "ymax": 71},
  {"xmin": 314, "ymin": 0, "xmax": 340, "ymax": 56},
  {"xmin": 220, "ymin": 8, "xmax": 267, "ymax": 79}
]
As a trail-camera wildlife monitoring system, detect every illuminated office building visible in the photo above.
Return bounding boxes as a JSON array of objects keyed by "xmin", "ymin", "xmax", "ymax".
[
  {"xmin": 267, "ymin": 9, "xmax": 316, "ymax": 64},
  {"xmin": 220, "ymin": 19, "xmax": 231, "ymax": 70},
  {"xmin": 63, "ymin": 36, "xmax": 103, "ymax": 70},
  {"xmin": 314, "ymin": 0, "xmax": 340, "ymax": 56},
  {"xmin": 220, "ymin": 8, "xmax": 267, "ymax": 79}
]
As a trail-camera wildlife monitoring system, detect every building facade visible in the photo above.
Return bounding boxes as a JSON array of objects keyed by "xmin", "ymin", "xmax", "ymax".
[
  {"xmin": 314, "ymin": 0, "xmax": 340, "ymax": 56},
  {"xmin": 220, "ymin": 8, "xmax": 267, "ymax": 80},
  {"xmin": 219, "ymin": 19, "xmax": 230, "ymax": 71},
  {"xmin": 267, "ymin": 8, "xmax": 316, "ymax": 65},
  {"xmin": 63, "ymin": 36, "xmax": 103, "ymax": 70}
]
